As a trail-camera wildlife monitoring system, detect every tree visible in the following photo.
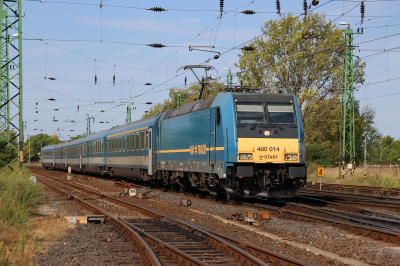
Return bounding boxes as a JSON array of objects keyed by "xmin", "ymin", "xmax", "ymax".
[
  {"xmin": 235, "ymin": 13, "xmax": 365, "ymax": 144},
  {"xmin": 0, "ymin": 130, "xmax": 18, "ymax": 169},
  {"xmin": 143, "ymin": 80, "xmax": 225, "ymax": 118},
  {"xmin": 68, "ymin": 134, "xmax": 86, "ymax": 141},
  {"xmin": 235, "ymin": 13, "xmax": 367, "ymax": 165},
  {"xmin": 24, "ymin": 134, "xmax": 63, "ymax": 162}
]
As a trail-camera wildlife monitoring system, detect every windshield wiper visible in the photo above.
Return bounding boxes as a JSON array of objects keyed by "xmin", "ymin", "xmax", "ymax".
[
  {"xmin": 268, "ymin": 116, "xmax": 284, "ymax": 131},
  {"xmin": 250, "ymin": 115, "xmax": 264, "ymax": 130}
]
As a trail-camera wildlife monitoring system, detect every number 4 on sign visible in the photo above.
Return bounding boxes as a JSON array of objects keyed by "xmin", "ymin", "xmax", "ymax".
[
  {"xmin": 317, "ymin": 167, "xmax": 324, "ymax": 191},
  {"xmin": 317, "ymin": 167, "xmax": 324, "ymax": 177}
]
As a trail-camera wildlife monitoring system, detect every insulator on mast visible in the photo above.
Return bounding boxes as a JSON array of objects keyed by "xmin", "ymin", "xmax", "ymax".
[
  {"xmin": 95, "ymin": 75, "xmax": 97, "ymax": 85},
  {"xmin": 113, "ymin": 74, "xmax": 115, "ymax": 84},
  {"xmin": 303, "ymin": 0, "xmax": 307, "ymax": 18},
  {"xmin": 361, "ymin": 1, "xmax": 365, "ymax": 23},
  {"xmin": 276, "ymin": 0, "xmax": 281, "ymax": 15},
  {"xmin": 220, "ymin": 0, "xmax": 224, "ymax": 17}
]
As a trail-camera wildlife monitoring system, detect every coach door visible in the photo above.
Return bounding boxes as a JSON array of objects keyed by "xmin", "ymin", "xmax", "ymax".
[
  {"xmin": 79, "ymin": 145, "xmax": 82, "ymax": 169},
  {"xmin": 147, "ymin": 128, "xmax": 153, "ymax": 175},
  {"xmin": 209, "ymin": 108, "xmax": 217, "ymax": 167}
]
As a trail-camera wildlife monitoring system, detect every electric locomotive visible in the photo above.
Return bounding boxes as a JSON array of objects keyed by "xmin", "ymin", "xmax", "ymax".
[{"xmin": 42, "ymin": 92, "xmax": 307, "ymax": 199}]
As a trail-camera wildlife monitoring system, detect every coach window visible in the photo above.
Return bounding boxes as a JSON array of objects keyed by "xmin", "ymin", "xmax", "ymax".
[
  {"xmin": 117, "ymin": 136, "xmax": 120, "ymax": 152},
  {"xmin": 131, "ymin": 134, "xmax": 134, "ymax": 151},
  {"xmin": 149, "ymin": 131, "xmax": 151, "ymax": 149},
  {"xmin": 141, "ymin": 131, "xmax": 145, "ymax": 150},
  {"xmin": 122, "ymin": 135, "xmax": 126, "ymax": 152},
  {"xmin": 118, "ymin": 136, "xmax": 121, "ymax": 152},
  {"xmin": 114, "ymin": 137, "xmax": 117, "ymax": 153},
  {"xmin": 136, "ymin": 132, "xmax": 140, "ymax": 150},
  {"xmin": 145, "ymin": 131, "xmax": 148, "ymax": 150}
]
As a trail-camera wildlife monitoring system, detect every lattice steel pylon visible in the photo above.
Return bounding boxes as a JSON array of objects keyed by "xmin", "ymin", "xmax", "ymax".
[
  {"xmin": 340, "ymin": 28, "xmax": 356, "ymax": 178},
  {"xmin": 0, "ymin": 0, "xmax": 23, "ymax": 172}
]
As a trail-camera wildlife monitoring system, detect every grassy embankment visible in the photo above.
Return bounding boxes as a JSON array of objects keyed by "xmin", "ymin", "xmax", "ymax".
[
  {"xmin": 0, "ymin": 164, "xmax": 73, "ymax": 265},
  {"xmin": 307, "ymin": 161, "xmax": 400, "ymax": 188}
]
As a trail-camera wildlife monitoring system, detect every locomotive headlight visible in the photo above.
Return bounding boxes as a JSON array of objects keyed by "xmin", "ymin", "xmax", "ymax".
[
  {"xmin": 291, "ymin": 154, "xmax": 297, "ymax": 160},
  {"xmin": 285, "ymin": 154, "xmax": 291, "ymax": 160},
  {"xmin": 239, "ymin": 153, "xmax": 252, "ymax": 160}
]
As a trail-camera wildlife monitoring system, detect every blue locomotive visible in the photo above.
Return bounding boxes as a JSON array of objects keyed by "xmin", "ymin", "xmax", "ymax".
[{"xmin": 42, "ymin": 92, "xmax": 307, "ymax": 199}]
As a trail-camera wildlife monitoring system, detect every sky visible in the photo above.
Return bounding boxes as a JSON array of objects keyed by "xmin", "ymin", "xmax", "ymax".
[{"xmin": 14, "ymin": 0, "xmax": 400, "ymax": 140}]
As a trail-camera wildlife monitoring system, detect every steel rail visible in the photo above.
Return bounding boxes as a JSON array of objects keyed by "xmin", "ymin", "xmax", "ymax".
[
  {"xmin": 195, "ymin": 227, "xmax": 314, "ymax": 266},
  {"xmin": 296, "ymin": 194, "xmax": 400, "ymax": 221},
  {"xmin": 36, "ymin": 177, "xmax": 162, "ymax": 266},
  {"xmin": 298, "ymin": 189, "xmax": 400, "ymax": 203},
  {"xmin": 240, "ymin": 202, "xmax": 400, "ymax": 245},
  {"xmin": 305, "ymin": 183, "xmax": 400, "ymax": 197},
  {"xmin": 31, "ymin": 170, "xmax": 308, "ymax": 266}
]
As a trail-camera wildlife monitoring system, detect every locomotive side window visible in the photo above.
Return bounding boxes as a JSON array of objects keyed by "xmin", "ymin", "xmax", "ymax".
[
  {"xmin": 216, "ymin": 107, "xmax": 221, "ymax": 126},
  {"xmin": 141, "ymin": 131, "xmax": 145, "ymax": 150},
  {"xmin": 136, "ymin": 132, "xmax": 140, "ymax": 150}
]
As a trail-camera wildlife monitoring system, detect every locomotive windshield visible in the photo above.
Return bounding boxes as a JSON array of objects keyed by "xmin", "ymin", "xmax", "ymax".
[{"xmin": 236, "ymin": 102, "xmax": 296, "ymax": 125}]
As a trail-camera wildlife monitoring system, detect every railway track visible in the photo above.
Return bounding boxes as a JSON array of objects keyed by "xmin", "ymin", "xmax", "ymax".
[
  {"xmin": 305, "ymin": 182, "xmax": 400, "ymax": 197},
  {"xmin": 240, "ymin": 200, "xmax": 400, "ymax": 245},
  {"xmin": 298, "ymin": 189, "xmax": 400, "ymax": 213},
  {"xmin": 32, "ymin": 169, "xmax": 312, "ymax": 266}
]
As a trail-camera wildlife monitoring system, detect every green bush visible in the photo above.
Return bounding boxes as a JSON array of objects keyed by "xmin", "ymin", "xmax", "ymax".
[
  {"xmin": 306, "ymin": 143, "xmax": 337, "ymax": 167},
  {"xmin": 0, "ymin": 165, "xmax": 42, "ymax": 228}
]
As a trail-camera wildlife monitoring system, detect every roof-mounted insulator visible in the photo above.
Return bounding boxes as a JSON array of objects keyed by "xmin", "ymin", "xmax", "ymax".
[
  {"xmin": 239, "ymin": 10, "xmax": 257, "ymax": 15},
  {"xmin": 361, "ymin": 1, "xmax": 365, "ymax": 23},
  {"xmin": 220, "ymin": 0, "xmax": 224, "ymax": 17},
  {"xmin": 241, "ymin": 46, "xmax": 255, "ymax": 51},
  {"xmin": 113, "ymin": 74, "xmax": 115, "ymax": 84},
  {"xmin": 303, "ymin": 0, "xmax": 307, "ymax": 18},
  {"xmin": 146, "ymin": 43, "xmax": 166, "ymax": 48},
  {"xmin": 147, "ymin": 7, "xmax": 167, "ymax": 12},
  {"xmin": 312, "ymin": 0, "xmax": 319, "ymax": 6},
  {"xmin": 276, "ymin": 0, "xmax": 281, "ymax": 15},
  {"xmin": 95, "ymin": 75, "xmax": 97, "ymax": 85}
]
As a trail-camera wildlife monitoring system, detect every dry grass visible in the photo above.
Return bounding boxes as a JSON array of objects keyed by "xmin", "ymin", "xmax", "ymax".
[
  {"xmin": 308, "ymin": 161, "xmax": 400, "ymax": 188},
  {"xmin": 0, "ymin": 217, "xmax": 75, "ymax": 266}
]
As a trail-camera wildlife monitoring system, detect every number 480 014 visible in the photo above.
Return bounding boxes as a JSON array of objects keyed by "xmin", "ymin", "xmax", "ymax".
[{"xmin": 257, "ymin": 146, "xmax": 280, "ymax": 152}]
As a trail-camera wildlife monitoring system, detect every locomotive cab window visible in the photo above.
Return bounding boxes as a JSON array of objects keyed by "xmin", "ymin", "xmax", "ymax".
[
  {"xmin": 236, "ymin": 102, "xmax": 296, "ymax": 125},
  {"xmin": 236, "ymin": 103, "xmax": 264, "ymax": 125},
  {"xmin": 267, "ymin": 103, "xmax": 296, "ymax": 125}
]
